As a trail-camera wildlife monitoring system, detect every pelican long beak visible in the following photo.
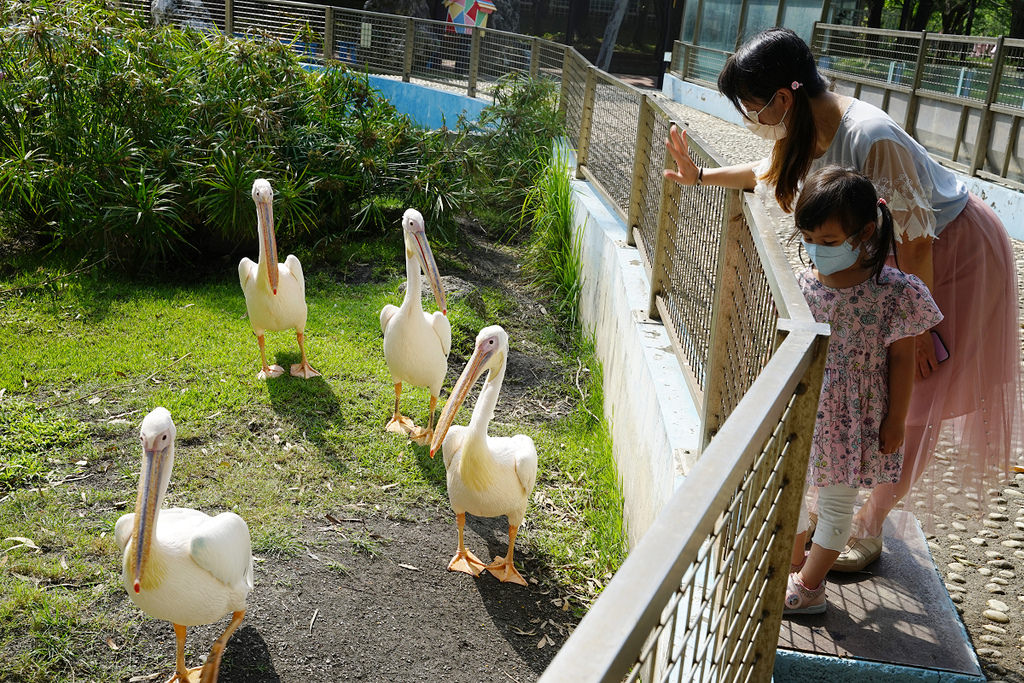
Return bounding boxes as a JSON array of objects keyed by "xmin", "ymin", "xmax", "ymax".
[
  {"xmin": 258, "ymin": 200, "xmax": 279, "ymax": 295},
  {"xmin": 130, "ymin": 449, "xmax": 163, "ymax": 593},
  {"xmin": 429, "ymin": 344, "xmax": 494, "ymax": 457},
  {"xmin": 412, "ymin": 232, "xmax": 447, "ymax": 315}
]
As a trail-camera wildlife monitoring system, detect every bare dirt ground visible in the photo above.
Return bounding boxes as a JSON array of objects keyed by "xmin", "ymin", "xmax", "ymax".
[{"xmin": 119, "ymin": 512, "xmax": 577, "ymax": 682}]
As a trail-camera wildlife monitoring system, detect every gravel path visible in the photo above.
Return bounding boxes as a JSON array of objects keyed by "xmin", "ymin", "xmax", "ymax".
[{"xmin": 653, "ymin": 92, "xmax": 1024, "ymax": 681}]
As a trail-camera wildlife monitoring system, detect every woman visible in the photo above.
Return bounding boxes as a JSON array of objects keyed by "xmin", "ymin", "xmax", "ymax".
[{"xmin": 665, "ymin": 27, "xmax": 1022, "ymax": 571}]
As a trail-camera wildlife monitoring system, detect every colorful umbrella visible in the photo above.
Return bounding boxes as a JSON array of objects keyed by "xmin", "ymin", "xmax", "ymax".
[{"xmin": 443, "ymin": 0, "xmax": 496, "ymax": 34}]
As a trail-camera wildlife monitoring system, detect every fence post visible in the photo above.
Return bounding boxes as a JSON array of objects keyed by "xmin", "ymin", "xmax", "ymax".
[
  {"xmin": 747, "ymin": 327, "xmax": 827, "ymax": 682},
  {"xmin": 575, "ymin": 65, "xmax": 597, "ymax": 179},
  {"xmin": 646, "ymin": 132, "xmax": 678, "ymax": 319},
  {"xmin": 904, "ymin": 31, "xmax": 929, "ymax": 134},
  {"xmin": 681, "ymin": 41, "xmax": 693, "ymax": 81},
  {"xmin": 468, "ymin": 26, "xmax": 482, "ymax": 98},
  {"xmin": 558, "ymin": 47, "xmax": 570, "ymax": 117},
  {"xmin": 970, "ymin": 35, "xmax": 1006, "ymax": 177},
  {"xmin": 224, "ymin": 0, "xmax": 233, "ymax": 36},
  {"xmin": 403, "ymin": 18, "xmax": 415, "ymax": 82},
  {"xmin": 626, "ymin": 96, "xmax": 656, "ymax": 249},
  {"xmin": 530, "ymin": 37, "xmax": 540, "ymax": 78},
  {"xmin": 700, "ymin": 189, "xmax": 743, "ymax": 448},
  {"xmin": 323, "ymin": 8, "xmax": 335, "ymax": 61}
]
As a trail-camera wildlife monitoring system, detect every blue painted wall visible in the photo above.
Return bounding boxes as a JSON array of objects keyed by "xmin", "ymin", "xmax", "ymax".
[{"xmin": 367, "ymin": 75, "xmax": 488, "ymax": 130}]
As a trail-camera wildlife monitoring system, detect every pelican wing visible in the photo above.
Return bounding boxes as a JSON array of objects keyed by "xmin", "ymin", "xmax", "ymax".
[
  {"xmin": 380, "ymin": 304, "xmax": 399, "ymax": 336},
  {"xmin": 284, "ymin": 254, "xmax": 305, "ymax": 294},
  {"xmin": 114, "ymin": 512, "xmax": 135, "ymax": 552},
  {"xmin": 431, "ymin": 311, "xmax": 452, "ymax": 357},
  {"xmin": 513, "ymin": 436, "xmax": 539, "ymax": 497},
  {"xmin": 189, "ymin": 512, "xmax": 254, "ymax": 590},
  {"xmin": 238, "ymin": 257, "xmax": 257, "ymax": 289}
]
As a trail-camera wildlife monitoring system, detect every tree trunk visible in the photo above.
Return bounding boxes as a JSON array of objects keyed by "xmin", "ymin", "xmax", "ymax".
[
  {"xmin": 911, "ymin": 0, "xmax": 934, "ymax": 32},
  {"xmin": 898, "ymin": 0, "xmax": 915, "ymax": 31},
  {"xmin": 1011, "ymin": 1, "xmax": 1024, "ymax": 38},
  {"xmin": 865, "ymin": 0, "xmax": 884, "ymax": 28},
  {"xmin": 596, "ymin": 0, "xmax": 630, "ymax": 71}
]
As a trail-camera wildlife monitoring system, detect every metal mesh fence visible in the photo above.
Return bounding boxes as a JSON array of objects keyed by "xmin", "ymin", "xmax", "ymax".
[
  {"xmin": 233, "ymin": 0, "xmax": 326, "ymax": 59},
  {"xmin": 476, "ymin": 28, "xmax": 533, "ymax": 94},
  {"xmin": 332, "ymin": 9, "xmax": 407, "ymax": 77},
  {"xmin": 561, "ymin": 50, "xmax": 589, "ymax": 153},
  {"xmin": 812, "ymin": 26, "xmax": 919, "ymax": 88},
  {"xmin": 537, "ymin": 40, "xmax": 567, "ymax": 82},
  {"xmin": 655, "ymin": 133, "xmax": 726, "ymax": 392},
  {"xmin": 582, "ymin": 74, "xmax": 642, "ymax": 216},
  {"xmin": 998, "ymin": 39, "xmax": 1024, "ymax": 108},
  {"xmin": 920, "ymin": 34, "xmax": 994, "ymax": 102},
  {"xmin": 714, "ymin": 214, "xmax": 779, "ymax": 425},
  {"xmin": 630, "ymin": 102, "xmax": 672, "ymax": 266},
  {"xmin": 627, "ymin": 393, "xmax": 798, "ymax": 683}
]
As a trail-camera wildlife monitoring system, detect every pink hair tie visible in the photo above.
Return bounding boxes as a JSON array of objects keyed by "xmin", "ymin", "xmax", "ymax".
[
  {"xmin": 791, "ymin": 81, "xmax": 802, "ymax": 90},
  {"xmin": 877, "ymin": 198, "xmax": 887, "ymax": 207}
]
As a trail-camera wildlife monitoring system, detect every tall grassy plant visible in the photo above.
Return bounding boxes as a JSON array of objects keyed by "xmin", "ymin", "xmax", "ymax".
[
  {"xmin": 470, "ymin": 74, "xmax": 565, "ymax": 228},
  {"xmin": 522, "ymin": 150, "xmax": 583, "ymax": 333}
]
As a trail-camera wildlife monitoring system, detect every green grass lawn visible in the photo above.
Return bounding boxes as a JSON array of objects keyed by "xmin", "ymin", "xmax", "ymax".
[{"xmin": 0, "ymin": 235, "xmax": 624, "ymax": 682}]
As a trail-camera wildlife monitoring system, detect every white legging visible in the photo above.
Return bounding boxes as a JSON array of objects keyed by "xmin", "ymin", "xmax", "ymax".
[{"xmin": 797, "ymin": 483, "xmax": 859, "ymax": 553}]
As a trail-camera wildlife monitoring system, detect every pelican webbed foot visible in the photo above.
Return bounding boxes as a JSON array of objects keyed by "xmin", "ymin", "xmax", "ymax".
[
  {"xmin": 448, "ymin": 547, "xmax": 487, "ymax": 576},
  {"xmin": 289, "ymin": 361, "xmax": 321, "ymax": 379},
  {"xmin": 409, "ymin": 425, "xmax": 433, "ymax": 446},
  {"xmin": 165, "ymin": 666, "xmax": 204, "ymax": 683},
  {"xmin": 485, "ymin": 557, "xmax": 527, "ymax": 586},
  {"xmin": 257, "ymin": 364, "xmax": 285, "ymax": 380},
  {"xmin": 385, "ymin": 413, "xmax": 416, "ymax": 435}
]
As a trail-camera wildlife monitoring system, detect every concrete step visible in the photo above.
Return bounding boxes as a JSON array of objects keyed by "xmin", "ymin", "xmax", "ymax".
[{"xmin": 774, "ymin": 510, "xmax": 984, "ymax": 682}]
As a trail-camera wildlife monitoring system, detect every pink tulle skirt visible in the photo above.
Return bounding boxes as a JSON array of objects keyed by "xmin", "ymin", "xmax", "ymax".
[{"xmin": 897, "ymin": 193, "xmax": 1024, "ymax": 531}]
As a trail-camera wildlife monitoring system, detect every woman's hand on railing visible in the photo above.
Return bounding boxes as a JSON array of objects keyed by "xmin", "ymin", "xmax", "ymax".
[{"xmin": 664, "ymin": 124, "xmax": 701, "ymax": 187}]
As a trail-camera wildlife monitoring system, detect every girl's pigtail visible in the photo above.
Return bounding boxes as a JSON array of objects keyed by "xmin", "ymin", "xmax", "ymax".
[{"xmin": 870, "ymin": 198, "xmax": 897, "ymax": 281}]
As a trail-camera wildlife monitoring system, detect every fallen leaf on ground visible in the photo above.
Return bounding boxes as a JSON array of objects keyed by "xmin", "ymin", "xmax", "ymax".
[{"xmin": 3, "ymin": 537, "xmax": 40, "ymax": 553}]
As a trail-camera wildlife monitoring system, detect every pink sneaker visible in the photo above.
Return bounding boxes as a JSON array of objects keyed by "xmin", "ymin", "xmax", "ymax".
[{"xmin": 784, "ymin": 572, "xmax": 826, "ymax": 615}]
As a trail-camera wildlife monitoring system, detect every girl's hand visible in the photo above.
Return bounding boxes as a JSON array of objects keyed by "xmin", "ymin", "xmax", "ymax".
[
  {"xmin": 914, "ymin": 331, "xmax": 938, "ymax": 379},
  {"xmin": 879, "ymin": 415, "xmax": 905, "ymax": 454},
  {"xmin": 664, "ymin": 125, "xmax": 700, "ymax": 186}
]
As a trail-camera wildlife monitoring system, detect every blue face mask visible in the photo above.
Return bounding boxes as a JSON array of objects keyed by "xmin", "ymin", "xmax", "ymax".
[{"xmin": 802, "ymin": 236, "xmax": 861, "ymax": 275}]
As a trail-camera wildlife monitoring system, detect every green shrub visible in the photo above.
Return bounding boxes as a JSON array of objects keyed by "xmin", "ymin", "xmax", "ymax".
[{"xmin": 0, "ymin": 1, "xmax": 471, "ymax": 264}]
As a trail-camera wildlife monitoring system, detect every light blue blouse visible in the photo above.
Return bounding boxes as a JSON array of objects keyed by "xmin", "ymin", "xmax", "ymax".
[{"xmin": 811, "ymin": 98, "xmax": 969, "ymax": 239}]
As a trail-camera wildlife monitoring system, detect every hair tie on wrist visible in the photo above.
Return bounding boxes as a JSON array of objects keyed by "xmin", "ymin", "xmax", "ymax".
[
  {"xmin": 790, "ymin": 80, "xmax": 802, "ymax": 90},
  {"xmin": 877, "ymin": 198, "xmax": 887, "ymax": 207}
]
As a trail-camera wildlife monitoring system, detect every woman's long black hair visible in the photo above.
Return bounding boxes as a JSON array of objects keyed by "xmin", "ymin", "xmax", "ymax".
[
  {"xmin": 718, "ymin": 28, "xmax": 829, "ymax": 212},
  {"xmin": 795, "ymin": 166, "xmax": 897, "ymax": 282}
]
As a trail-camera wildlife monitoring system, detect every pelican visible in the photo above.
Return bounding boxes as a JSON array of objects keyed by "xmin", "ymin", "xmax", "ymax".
[
  {"xmin": 115, "ymin": 408, "xmax": 253, "ymax": 683},
  {"xmin": 380, "ymin": 208, "xmax": 450, "ymax": 445},
  {"xmin": 430, "ymin": 325, "xmax": 538, "ymax": 585},
  {"xmin": 238, "ymin": 178, "xmax": 319, "ymax": 380}
]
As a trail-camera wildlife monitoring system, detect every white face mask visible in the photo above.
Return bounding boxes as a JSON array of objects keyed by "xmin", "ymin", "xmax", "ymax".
[{"xmin": 742, "ymin": 92, "xmax": 790, "ymax": 141}]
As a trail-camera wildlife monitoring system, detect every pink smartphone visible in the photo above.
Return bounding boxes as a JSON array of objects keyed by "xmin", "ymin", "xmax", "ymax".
[{"xmin": 931, "ymin": 330, "xmax": 949, "ymax": 363}]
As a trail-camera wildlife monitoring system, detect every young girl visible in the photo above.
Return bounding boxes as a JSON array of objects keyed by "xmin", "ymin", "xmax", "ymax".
[{"xmin": 785, "ymin": 167, "xmax": 943, "ymax": 615}]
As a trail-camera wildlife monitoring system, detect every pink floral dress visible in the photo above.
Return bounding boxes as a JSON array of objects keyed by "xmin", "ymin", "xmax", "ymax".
[{"xmin": 799, "ymin": 265, "xmax": 943, "ymax": 488}]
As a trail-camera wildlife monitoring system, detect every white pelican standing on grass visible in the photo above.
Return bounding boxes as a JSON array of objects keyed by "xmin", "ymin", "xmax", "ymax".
[
  {"xmin": 239, "ymin": 178, "xmax": 319, "ymax": 380},
  {"xmin": 380, "ymin": 208, "xmax": 450, "ymax": 445},
  {"xmin": 115, "ymin": 408, "xmax": 253, "ymax": 683},
  {"xmin": 430, "ymin": 325, "xmax": 538, "ymax": 585}
]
